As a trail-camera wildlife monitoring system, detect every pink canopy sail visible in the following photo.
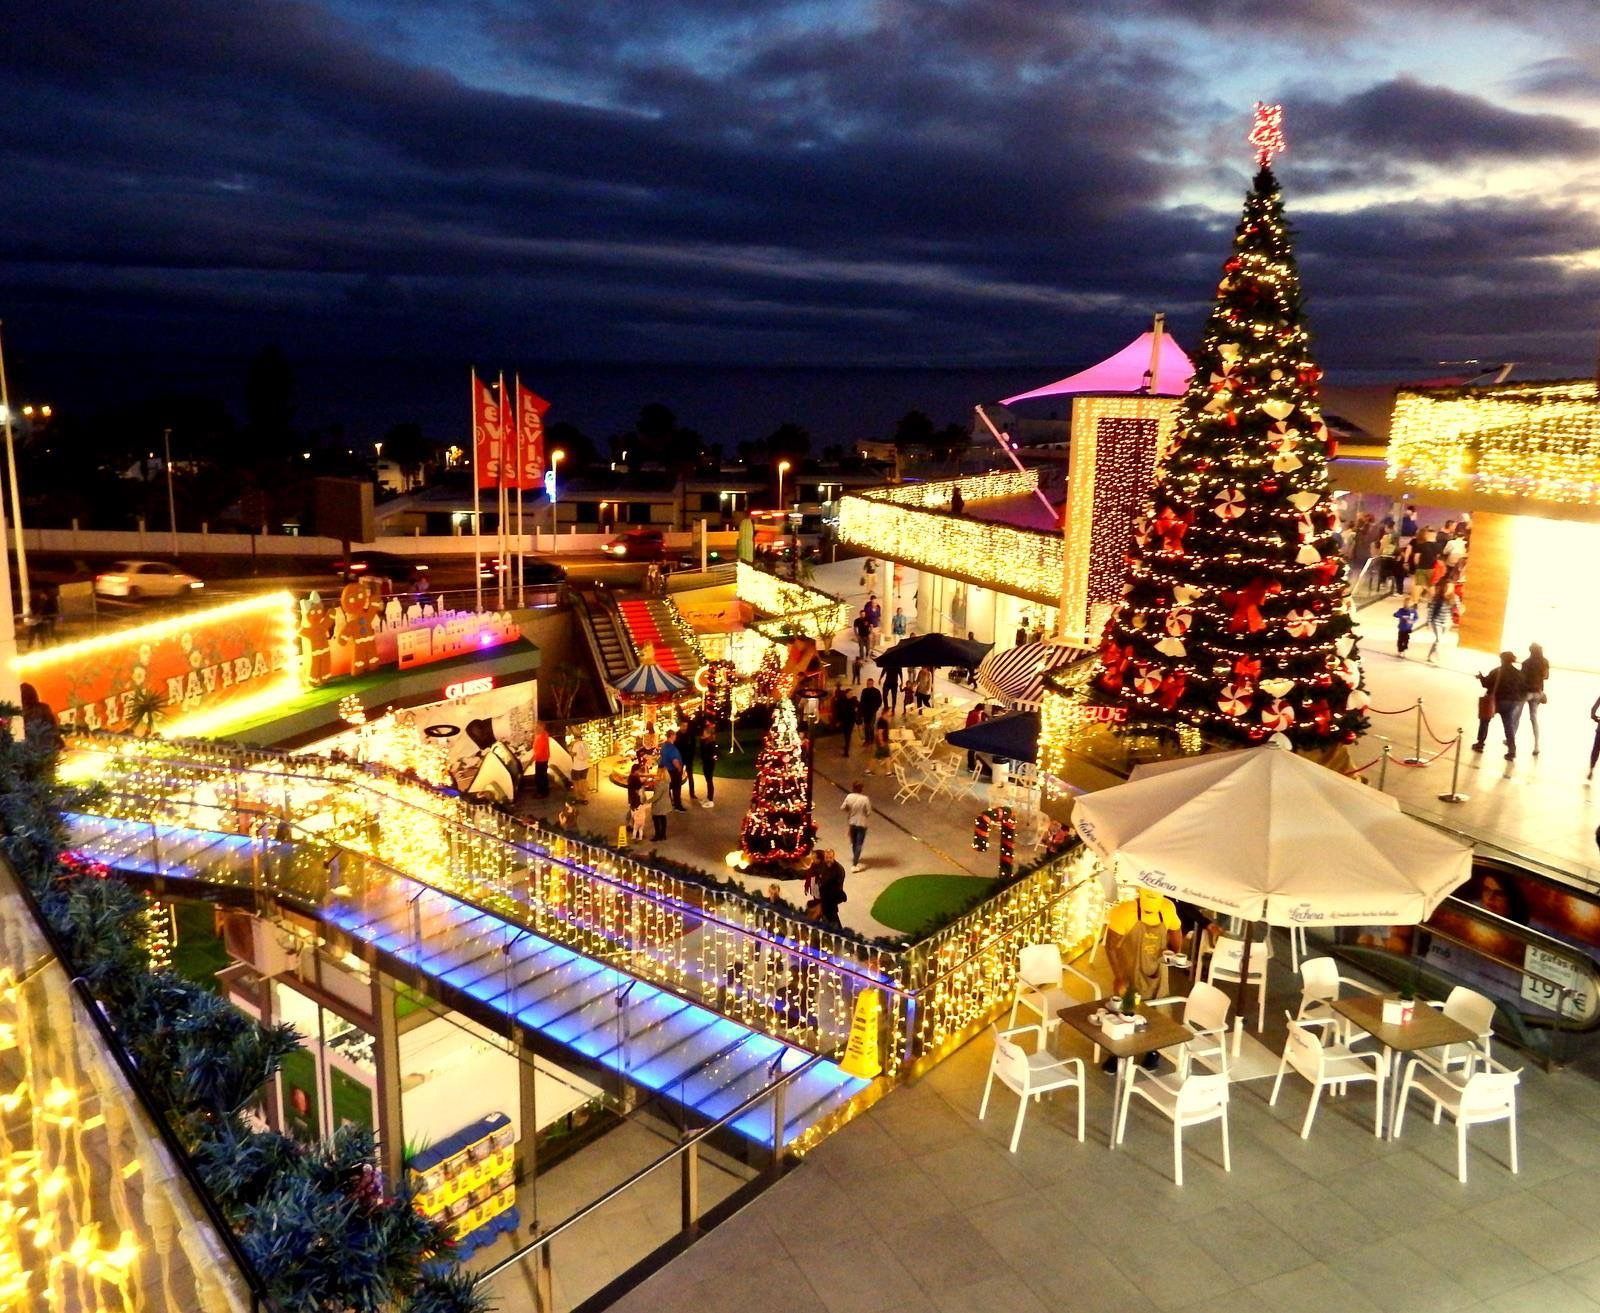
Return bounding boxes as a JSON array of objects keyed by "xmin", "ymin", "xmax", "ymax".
[{"xmin": 1001, "ymin": 331, "xmax": 1194, "ymax": 405}]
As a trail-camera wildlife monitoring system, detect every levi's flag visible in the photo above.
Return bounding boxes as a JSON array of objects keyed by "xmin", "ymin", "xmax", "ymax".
[
  {"xmin": 472, "ymin": 370, "xmax": 507, "ymax": 489},
  {"xmin": 516, "ymin": 378, "xmax": 549, "ymax": 490}
]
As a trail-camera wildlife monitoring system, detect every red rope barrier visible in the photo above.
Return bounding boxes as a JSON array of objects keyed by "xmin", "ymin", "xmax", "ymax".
[{"xmin": 1418, "ymin": 707, "xmax": 1459, "ymax": 746}]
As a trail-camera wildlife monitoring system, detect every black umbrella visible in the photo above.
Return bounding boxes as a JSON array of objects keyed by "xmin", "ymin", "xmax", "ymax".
[
  {"xmin": 944, "ymin": 710, "xmax": 1040, "ymax": 763},
  {"xmin": 874, "ymin": 632, "xmax": 992, "ymax": 670}
]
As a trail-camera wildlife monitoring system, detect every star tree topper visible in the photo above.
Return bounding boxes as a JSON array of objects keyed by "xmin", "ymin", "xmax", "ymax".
[{"xmin": 1249, "ymin": 101, "xmax": 1285, "ymax": 168}]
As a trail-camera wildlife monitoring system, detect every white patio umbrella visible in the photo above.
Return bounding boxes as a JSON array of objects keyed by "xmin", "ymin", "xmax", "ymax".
[{"xmin": 1072, "ymin": 744, "xmax": 1471, "ymax": 1016}]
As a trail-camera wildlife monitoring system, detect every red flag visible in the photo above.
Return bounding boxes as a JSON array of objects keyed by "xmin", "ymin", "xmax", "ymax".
[
  {"xmin": 472, "ymin": 372, "xmax": 506, "ymax": 489},
  {"xmin": 516, "ymin": 380, "xmax": 549, "ymax": 489}
]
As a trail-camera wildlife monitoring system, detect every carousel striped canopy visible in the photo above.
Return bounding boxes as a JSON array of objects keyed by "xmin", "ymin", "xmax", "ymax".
[
  {"xmin": 612, "ymin": 658, "xmax": 690, "ymax": 698},
  {"xmin": 975, "ymin": 642, "xmax": 1091, "ymax": 710}
]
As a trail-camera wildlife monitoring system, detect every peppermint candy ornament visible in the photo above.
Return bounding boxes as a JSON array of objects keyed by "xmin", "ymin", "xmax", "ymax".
[
  {"xmin": 1217, "ymin": 682, "xmax": 1254, "ymax": 716},
  {"xmin": 1284, "ymin": 609, "xmax": 1318, "ymax": 639},
  {"xmin": 1165, "ymin": 608, "xmax": 1193, "ymax": 637},
  {"xmin": 1260, "ymin": 698, "xmax": 1295, "ymax": 731},
  {"xmin": 1213, "ymin": 486, "xmax": 1247, "ymax": 520},
  {"xmin": 1134, "ymin": 663, "xmax": 1163, "ymax": 695}
]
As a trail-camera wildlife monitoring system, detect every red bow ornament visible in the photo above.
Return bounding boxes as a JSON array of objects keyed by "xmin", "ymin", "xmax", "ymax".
[
  {"xmin": 1155, "ymin": 669, "xmax": 1188, "ymax": 710},
  {"xmin": 1233, "ymin": 655, "xmax": 1262, "ymax": 683},
  {"xmin": 1153, "ymin": 507, "xmax": 1192, "ymax": 552},
  {"xmin": 1097, "ymin": 639, "xmax": 1133, "ymax": 691},
  {"xmin": 1303, "ymin": 698, "xmax": 1334, "ymax": 735},
  {"xmin": 1222, "ymin": 578, "xmax": 1280, "ymax": 633}
]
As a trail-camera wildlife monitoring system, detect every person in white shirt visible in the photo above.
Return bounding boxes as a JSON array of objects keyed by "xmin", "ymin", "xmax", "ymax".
[
  {"xmin": 840, "ymin": 781, "xmax": 872, "ymax": 871},
  {"xmin": 568, "ymin": 737, "xmax": 592, "ymax": 804}
]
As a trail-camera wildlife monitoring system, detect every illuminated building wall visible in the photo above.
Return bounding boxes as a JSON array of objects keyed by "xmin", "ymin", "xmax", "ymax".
[{"xmin": 1060, "ymin": 395, "xmax": 1182, "ymax": 643}]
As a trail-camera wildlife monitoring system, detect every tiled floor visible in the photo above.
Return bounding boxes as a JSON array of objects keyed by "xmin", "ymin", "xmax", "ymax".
[{"xmin": 612, "ymin": 957, "xmax": 1600, "ymax": 1313}]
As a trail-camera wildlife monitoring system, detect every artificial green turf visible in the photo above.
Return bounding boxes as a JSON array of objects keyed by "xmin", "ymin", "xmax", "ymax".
[
  {"xmin": 869, "ymin": 874, "xmax": 1000, "ymax": 935},
  {"xmin": 171, "ymin": 899, "xmax": 231, "ymax": 992}
]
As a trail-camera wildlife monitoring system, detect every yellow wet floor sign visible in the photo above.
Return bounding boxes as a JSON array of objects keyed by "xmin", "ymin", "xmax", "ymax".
[{"xmin": 839, "ymin": 988, "xmax": 883, "ymax": 1080}]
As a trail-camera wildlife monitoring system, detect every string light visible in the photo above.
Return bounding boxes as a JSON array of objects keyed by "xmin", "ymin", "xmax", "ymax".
[
  {"xmin": 838, "ymin": 469, "xmax": 1064, "ymax": 604},
  {"xmin": 1249, "ymin": 101, "xmax": 1286, "ymax": 168},
  {"xmin": 1387, "ymin": 379, "xmax": 1600, "ymax": 503},
  {"xmin": 735, "ymin": 563, "xmax": 851, "ymax": 638},
  {"xmin": 1061, "ymin": 398, "xmax": 1181, "ymax": 642}
]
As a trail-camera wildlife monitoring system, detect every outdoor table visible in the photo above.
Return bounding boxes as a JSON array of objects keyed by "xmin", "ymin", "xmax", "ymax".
[
  {"xmin": 1332, "ymin": 995, "xmax": 1477, "ymax": 1138},
  {"xmin": 1058, "ymin": 999, "xmax": 1194, "ymax": 1148}
]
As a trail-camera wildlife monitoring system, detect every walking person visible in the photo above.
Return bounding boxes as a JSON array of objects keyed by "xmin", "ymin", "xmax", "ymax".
[
  {"xmin": 858, "ymin": 678, "xmax": 883, "ymax": 744},
  {"xmin": 1472, "ymin": 651, "xmax": 1526, "ymax": 760},
  {"xmin": 650, "ymin": 766, "xmax": 672, "ymax": 841},
  {"xmin": 963, "ymin": 701, "xmax": 988, "ymax": 772},
  {"xmin": 840, "ymin": 780, "xmax": 872, "ymax": 872},
  {"xmin": 882, "ymin": 664, "xmax": 902, "ymax": 717},
  {"xmin": 698, "ymin": 719, "xmax": 720, "ymax": 807},
  {"xmin": 532, "ymin": 722, "xmax": 552, "ymax": 797},
  {"xmin": 891, "ymin": 606, "xmax": 907, "ymax": 639},
  {"xmin": 659, "ymin": 730, "xmax": 687, "ymax": 811},
  {"xmin": 1588, "ymin": 693, "xmax": 1600, "ymax": 781},
  {"xmin": 1522, "ymin": 642, "xmax": 1549, "ymax": 757},
  {"xmin": 1424, "ymin": 580, "xmax": 1451, "ymax": 663},
  {"xmin": 868, "ymin": 711, "xmax": 892, "ymax": 775},
  {"xmin": 853, "ymin": 609, "xmax": 871, "ymax": 661},
  {"xmin": 913, "ymin": 665, "xmax": 934, "ymax": 713},
  {"xmin": 1393, "ymin": 598, "xmax": 1417, "ymax": 658}
]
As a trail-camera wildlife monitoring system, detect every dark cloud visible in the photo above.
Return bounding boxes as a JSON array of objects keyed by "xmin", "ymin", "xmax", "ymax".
[
  {"xmin": 0, "ymin": 0, "xmax": 1596, "ymax": 434},
  {"xmin": 1291, "ymin": 78, "xmax": 1600, "ymax": 164},
  {"xmin": 1514, "ymin": 54, "xmax": 1600, "ymax": 100}
]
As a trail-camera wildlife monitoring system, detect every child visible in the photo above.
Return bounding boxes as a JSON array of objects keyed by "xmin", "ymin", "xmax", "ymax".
[{"xmin": 1393, "ymin": 600, "xmax": 1418, "ymax": 657}]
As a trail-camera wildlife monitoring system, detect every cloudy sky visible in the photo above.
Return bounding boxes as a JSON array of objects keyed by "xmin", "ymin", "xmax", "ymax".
[{"xmin": 5, "ymin": 0, "xmax": 1600, "ymax": 410}]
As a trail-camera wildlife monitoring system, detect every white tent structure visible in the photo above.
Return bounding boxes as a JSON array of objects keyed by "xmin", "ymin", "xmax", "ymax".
[{"xmin": 1074, "ymin": 745, "xmax": 1471, "ymax": 925}]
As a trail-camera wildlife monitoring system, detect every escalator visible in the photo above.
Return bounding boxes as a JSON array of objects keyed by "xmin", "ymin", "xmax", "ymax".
[{"xmin": 571, "ymin": 589, "xmax": 636, "ymax": 713}]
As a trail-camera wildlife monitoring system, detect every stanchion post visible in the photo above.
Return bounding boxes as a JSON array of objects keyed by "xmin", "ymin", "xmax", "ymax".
[
  {"xmin": 1438, "ymin": 729, "xmax": 1471, "ymax": 803},
  {"xmin": 1403, "ymin": 697, "xmax": 1426, "ymax": 764},
  {"xmin": 1377, "ymin": 744, "xmax": 1392, "ymax": 792}
]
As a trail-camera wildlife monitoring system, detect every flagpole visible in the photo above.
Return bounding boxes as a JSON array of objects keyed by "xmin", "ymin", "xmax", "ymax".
[
  {"xmin": 515, "ymin": 375, "xmax": 526, "ymax": 609},
  {"xmin": 471, "ymin": 368, "xmax": 482, "ymax": 613},
  {"xmin": 497, "ymin": 371, "xmax": 508, "ymax": 611}
]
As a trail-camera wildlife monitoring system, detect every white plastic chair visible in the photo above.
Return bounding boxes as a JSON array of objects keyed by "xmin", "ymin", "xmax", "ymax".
[
  {"xmin": 1392, "ymin": 1056, "xmax": 1520, "ymax": 1183},
  {"xmin": 1115, "ymin": 1069, "xmax": 1230, "ymax": 1187},
  {"xmin": 891, "ymin": 761, "xmax": 925, "ymax": 805},
  {"xmin": 1269, "ymin": 1015, "xmax": 1386, "ymax": 1139},
  {"xmin": 1178, "ymin": 981, "xmax": 1232, "ymax": 1078},
  {"xmin": 978, "ymin": 1024, "xmax": 1086, "ymax": 1152},
  {"xmin": 1414, "ymin": 986, "xmax": 1496, "ymax": 1077},
  {"xmin": 1009, "ymin": 943, "xmax": 1100, "ymax": 1031},
  {"xmin": 1207, "ymin": 935, "xmax": 1272, "ymax": 1031},
  {"xmin": 1296, "ymin": 956, "xmax": 1382, "ymax": 1043}
]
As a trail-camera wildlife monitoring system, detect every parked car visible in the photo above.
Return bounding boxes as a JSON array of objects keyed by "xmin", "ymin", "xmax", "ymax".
[
  {"xmin": 94, "ymin": 560, "xmax": 205, "ymax": 599},
  {"xmin": 602, "ymin": 528, "xmax": 666, "ymax": 560},
  {"xmin": 333, "ymin": 551, "xmax": 429, "ymax": 592},
  {"xmin": 520, "ymin": 560, "xmax": 568, "ymax": 587}
]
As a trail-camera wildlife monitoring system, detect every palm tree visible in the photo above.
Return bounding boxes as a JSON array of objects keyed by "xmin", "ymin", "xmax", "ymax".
[{"xmin": 126, "ymin": 688, "xmax": 166, "ymax": 737}]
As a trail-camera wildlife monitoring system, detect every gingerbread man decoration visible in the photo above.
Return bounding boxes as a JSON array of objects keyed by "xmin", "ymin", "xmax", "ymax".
[
  {"xmin": 299, "ymin": 594, "xmax": 336, "ymax": 686},
  {"xmin": 337, "ymin": 579, "xmax": 382, "ymax": 675}
]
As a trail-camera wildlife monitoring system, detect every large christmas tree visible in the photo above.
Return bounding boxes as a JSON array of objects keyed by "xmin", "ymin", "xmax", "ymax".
[
  {"xmin": 1094, "ymin": 106, "xmax": 1368, "ymax": 749},
  {"xmin": 740, "ymin": 697, "xmax": 816, "ymax": 864}
]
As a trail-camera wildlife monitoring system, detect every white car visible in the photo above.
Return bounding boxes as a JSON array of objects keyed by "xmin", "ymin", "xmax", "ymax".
[{"xmin": 94, "ymin": 560, "xmax": 205, "ymax": 599}]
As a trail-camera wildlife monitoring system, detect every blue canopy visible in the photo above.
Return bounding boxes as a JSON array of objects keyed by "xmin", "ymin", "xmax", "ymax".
[{"xmin": 944, "ymin": 710, "xmax": 1040, "ymax": 763}]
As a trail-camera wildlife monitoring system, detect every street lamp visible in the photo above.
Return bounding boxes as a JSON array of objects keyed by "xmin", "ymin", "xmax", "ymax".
[
  {"xmin": 550, "ymin": 448, "xmax": 566, "ymax": 548},
  {"xmin": 777, "ymin": 459, "xmax": 791, "ymax": 512}
]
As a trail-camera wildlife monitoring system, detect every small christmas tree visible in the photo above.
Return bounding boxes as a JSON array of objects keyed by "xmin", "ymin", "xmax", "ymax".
[
  {"xmin": 1094, "ymin": 104, "xmax": 1368, "ymax": 749},
  {"xmin": 740, "ymin": 698, "xmax": 816, "ymax": 864}
]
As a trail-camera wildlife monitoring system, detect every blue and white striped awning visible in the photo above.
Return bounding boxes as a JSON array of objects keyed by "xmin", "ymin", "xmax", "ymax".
[
  {"xmin": 976, "ymin": 642, "xmax": 1090, "ymax": 710},
  {"xmin": 612, "ymin": 660, "xmax": 690, "ymax": 699}
]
